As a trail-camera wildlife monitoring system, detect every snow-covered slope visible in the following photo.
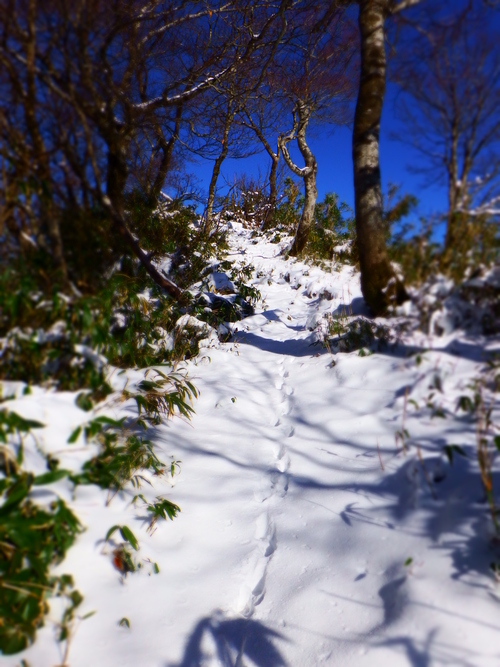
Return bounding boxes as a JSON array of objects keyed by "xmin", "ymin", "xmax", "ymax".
[{"xmin": 4, "ymin": 222, "xmax": 500, "ymax": 667}]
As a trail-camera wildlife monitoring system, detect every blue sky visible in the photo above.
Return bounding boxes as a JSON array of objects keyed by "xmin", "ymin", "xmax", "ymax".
[
  {"xmin": 186, "ymin": 0, "xmax": 500, "ymax": 245},
  {"xmin": 191, "ymin": 82, "xmax": 449, "ymax": 241}
]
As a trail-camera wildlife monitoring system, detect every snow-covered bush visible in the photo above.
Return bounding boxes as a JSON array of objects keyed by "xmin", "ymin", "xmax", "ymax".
[
  {"xmin": 261, "ymin": 180, "xmax": 357, "ymax": 264},
  {"xmin": 221, "ymin": 174, "xmax": 270, "ymax": 228},
  {"xmin": 408, "ymin": 265, "xmax": 500, "ymax": 336}
]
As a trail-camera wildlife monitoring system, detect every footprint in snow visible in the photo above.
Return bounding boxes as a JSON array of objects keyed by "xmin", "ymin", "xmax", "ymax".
[
  {"xmin": 235, "ymin": 515, "xmax": 277, "ymax": 617},
  {"xmin": 276, "ymin": 453, "xmax": 290, "ymax": 474},
  {"xmin": 277, "ymin": 397, "xmax": 291, "ymax": 416}
]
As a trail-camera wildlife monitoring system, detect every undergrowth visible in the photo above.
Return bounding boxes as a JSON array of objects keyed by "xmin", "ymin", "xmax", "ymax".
[
  {"xmin": 322, "ymin": 310, "xmax": 393, "ymax": 354},
  {"xmin": 0, "ymin": 367, "xmax": 196, "ymax": 656},
  {"xmin": 261, "ymin": 180, "xmax": 356, "ymax": 265},
  {"xmin": 386, "ymin": 352, "xmax": 500, "ymax": 578},
  {"xmin": 0, "ymin": 271, "xmax": 183, "ymax": 397},
  {"xmin": 0, "ymin": 411, "xmax": 83, "ymax": 655}
]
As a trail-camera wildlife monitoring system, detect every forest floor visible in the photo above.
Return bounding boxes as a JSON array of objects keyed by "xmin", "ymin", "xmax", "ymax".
[{"xmin": 5, "ymin": 221, "xmax": 500, "ymax": 667}]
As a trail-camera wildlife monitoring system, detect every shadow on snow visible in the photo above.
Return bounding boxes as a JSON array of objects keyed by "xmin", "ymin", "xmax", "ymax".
[{"xmin": 166, "ymin": 612, "xmax": 287, "ymax": 667}]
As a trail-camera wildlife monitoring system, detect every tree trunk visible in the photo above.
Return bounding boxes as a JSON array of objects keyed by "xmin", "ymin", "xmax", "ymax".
[
  {"xmin": 290, "ymin": 168, "xmax": 317, "ymax": 255},
  {"xmin": 442, "ymin": 123, "xmax": 459, "ymax": 259},
  {"xmin": 150, "ymin": 103, "xmax": 182, "ymax": 200},
  {"xmin": 262, "ymin": 149, "xmax": 280, "ymax": 230},
  {"xmin": 26, "ymin": 0, "xmax": 68, "ymax": 282},
  {"xmin": 289, "ymin": 104, "xmax": 317, "ymax": 256},
  {"xmin": 106, "ymin": 143, "xmax": 186, "ymax": 302},
  {"xmin": 353, "ymin": 0, "xmax": 407, "ymax": 314},
  {"xmin": 106, "ymin": 144, "xmax": 129, "ymax": 217},
  {"xmin": 241, "ymin": 113, "xmax": 281, "ymax": 230},
  {"xmin": 112, "ymin": 209, "xmax": 186, "ymax": 302},
  {"xmin": 279, "ymin": 102, "xmax": 318, "ymax": 256},
  {"xmin": 204, "ymin": 103, "xmax": 233, "ymax": 234}
]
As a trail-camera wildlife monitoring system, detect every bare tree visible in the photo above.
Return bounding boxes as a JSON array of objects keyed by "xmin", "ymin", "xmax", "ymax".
[
  {"xmin": 391, "ymin": 4, "xmax": 500, "ymax": 262},
  {"xmin": 273, "ymin": 4, "xmax": 357, "ymax": 255},
  {"xmin": 0, "ymin": 0, "xmax": 291, "ymax": 298},
  {"xmin": 195, "ymin": 77, "xmax": 256, "ymax": 234},
  {"xmin": 278, "ymin": 102, "xmax": 319, "ymax": 254},
  {"xmin": 239, "ymin": 97, "xmax": 282, "ymax": 228}
]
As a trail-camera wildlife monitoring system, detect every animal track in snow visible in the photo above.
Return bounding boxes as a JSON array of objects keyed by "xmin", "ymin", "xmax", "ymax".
[
  {"xmin": 235, "ymin": 513, "xmax": 276, "ymax": 617},
  {"xmin": 270, "ymin": 469, "xmax": 289, "ymax": 497},
  {"xmin": 277, "ymin": 396, "xmax": 291, "ymax": 416},
  {"xmin": 237, "ymin": 356, "xmax": 293, "ymax": 618},
  {"xmin": 276, "ymin": 451, "xmax": 291, "ymax": 474}
]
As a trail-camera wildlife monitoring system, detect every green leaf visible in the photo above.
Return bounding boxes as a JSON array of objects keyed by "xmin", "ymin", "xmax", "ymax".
[
  {"xmin": 457, "ymin": 395, "xmax": 474, "ymax": 413},
  {"xmin": 0, "ymin": 632, "xmax": 29, "ymax": 655},
  {"xmin": 0, "ymin": 475, "xmax": 33, "ymax": 515},
  {"xmin": 134, "ymin": 395, "xmax": 147, "ymax": 413},
  {"xmin": 76, "ymin": 392, "xmax": 93, "ymax": 412},
  {"xmin": 69, "ymin": 590, "xmax": 84, "ymax": 608},
  {"xmin": 5, "ymin": 412, "xmax": 45, "ymax": 431},
  {"xmin": 404, "ymin": 557, "xmax": 413, "ymax": 567},
  {"xmin": 494, "ymin": 436, "xmax": 500, "ymax": 452},
  {"xmin": 105, "ymin": 525, "xmax": 120, "ymax": 542},
  {"xmin": 118, "ymin": 617, "xmax": 130, "ymax": 628},
  {"xmin": 153, "ymin": 562, "xmax": 160, "ymax": 574},
  {"xmin": 92, "ymin": 416, "xmax": 126, "ymax": 428},
  {"xmin": 33, "ymin": 469, "xmax": 70, "ymax": 485},
  {"xmin": 138, "ymin": 380, "xmax": 161, "ymax": 391},
  {"xmin": 67, "ymin": 426, "xmax": 82, "ymax": 444},
  {"xmin": 444, "ymin": 445, "xmax": 467, "ymax": 465},
  {"xmin": 119, "ymin": 526, "xmax": 139, "ymax": 551}
]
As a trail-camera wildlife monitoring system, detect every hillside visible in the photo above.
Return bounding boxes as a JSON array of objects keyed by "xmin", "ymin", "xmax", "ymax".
[{"xmin": 2, "ymin": 221, "xmax": 500, "ymax": 667}]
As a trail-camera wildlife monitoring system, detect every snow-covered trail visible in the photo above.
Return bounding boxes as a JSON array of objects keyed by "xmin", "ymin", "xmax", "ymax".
[{"xmin": 10, "ymin": 223, "xmax": 500, "ymax": 667}]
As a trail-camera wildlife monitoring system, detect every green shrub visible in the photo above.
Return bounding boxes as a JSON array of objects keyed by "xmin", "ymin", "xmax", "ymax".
[
  {"xmin": 324, "ymin": 312, "xmax": 392, "ymax": 353},
  {"xmin": 0, "ymin": 365, "xmax": 196, "ymax": 654},
  {"xmin": 388, "ymin": 221, "xmax": 441, "ymax": 286},
  {"xmin": 0, "ymin": 270, "xmax": 187, "ymax": 393},
  {"xmin": 272, "ymin": 177, "xmax": 302, "ymax": 233},
  {"xmin": 384, "ymin": 184, "xmax": 500, "ymax": 287},
  {"xmin": 264, "ymin": 182, "xmax": 356, "ymax": 264},
  {"xmin": 0, "ymin": 411, "xmax": 83, "ymax": 655},
  {"xmin": 307, "ymin": 193, "xmax": 356, "ymax": 262}
]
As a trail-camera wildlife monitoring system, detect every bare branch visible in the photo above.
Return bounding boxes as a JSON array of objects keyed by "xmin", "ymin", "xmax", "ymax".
[{"xmin": 390, "ymin": 0, "xmax": 424, "ymax": 15}]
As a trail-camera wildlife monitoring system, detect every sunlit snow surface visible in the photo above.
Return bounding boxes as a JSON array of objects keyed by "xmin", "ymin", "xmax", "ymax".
[{"xmin": 4, "ymin": 221, "xmax": 500, "ymax": 667}]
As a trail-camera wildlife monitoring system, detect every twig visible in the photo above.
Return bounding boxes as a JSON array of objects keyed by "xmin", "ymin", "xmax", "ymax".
[
  {"xmin": 417, "ymin": 445, "xmax": 436, "ymax": 500},
  {"xmin": 376, "ymin": 439, "xmax": 385, "ymax": 471}
]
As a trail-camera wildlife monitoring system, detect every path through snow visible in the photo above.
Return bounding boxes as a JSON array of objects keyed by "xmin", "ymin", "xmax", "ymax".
[{"xmin": 7, "ymin": 222, "xmax": 500, "ymax": 667}]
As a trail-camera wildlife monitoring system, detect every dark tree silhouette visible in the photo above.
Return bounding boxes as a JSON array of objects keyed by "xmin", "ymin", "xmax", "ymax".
[{"xmin": 391, "ymin": 4, "xmax": 500, "ymax": 263}]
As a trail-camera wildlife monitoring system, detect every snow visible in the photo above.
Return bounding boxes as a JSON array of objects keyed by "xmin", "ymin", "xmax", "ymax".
[{"xmin": 2, "ymin": 222, "xmax": 500, "ymax": 667}]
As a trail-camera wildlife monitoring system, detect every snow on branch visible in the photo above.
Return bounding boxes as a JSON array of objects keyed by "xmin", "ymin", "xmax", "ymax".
[
  {"xmin": 390, "ymin": 0, "xmax": 424, "ymax": 15},
  {"xmin": 278, "ymin": 113, "xmax": 313, "ymax": 178},
  {"xmin": 457, "ymin": 195, "xmax": 500, "ymax": 217}
]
